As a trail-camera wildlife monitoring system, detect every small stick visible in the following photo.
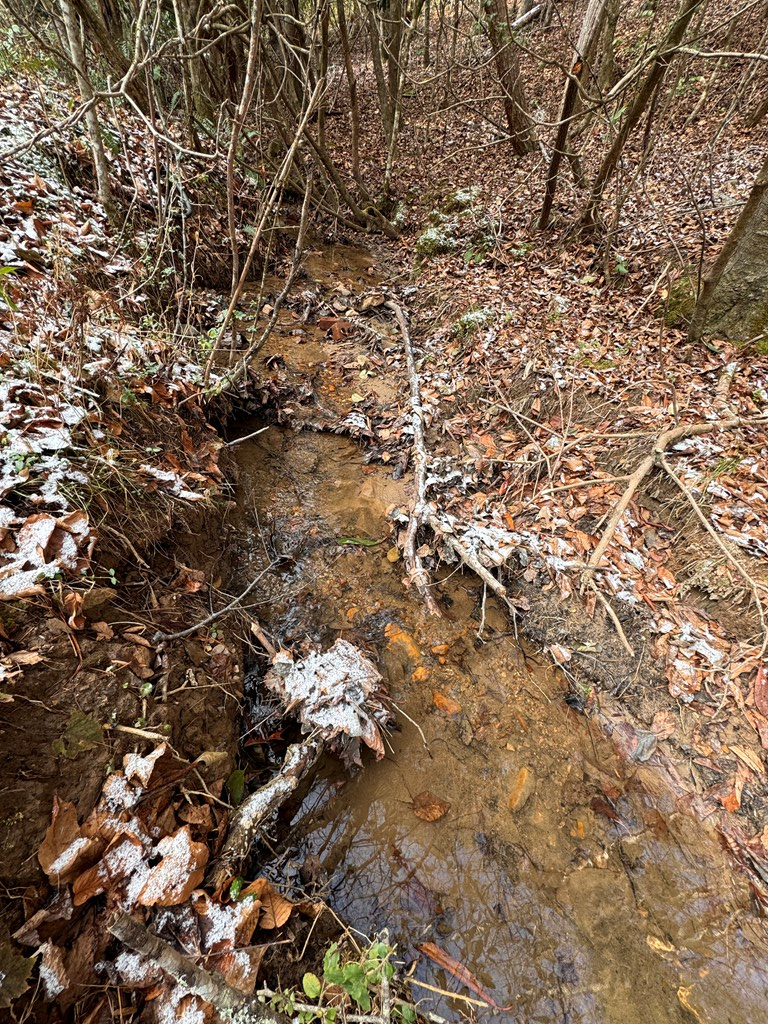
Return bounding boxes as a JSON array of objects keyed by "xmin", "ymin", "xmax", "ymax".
[
  {"xmin": 427, "ymin": 514, "xmax": 511, "ymax": 607},
  {"xmin": 104, "ymin": 724, "xmax": 169, "ymax": 742},
  {"xmin": 586, "ymin": 581, "xmax": 635, "ymax": 656},
  {"xmin": 225, "ymin": 426, "xmax": 269, "ymax": 448},
  {"xmin": 154, "ymin": 563, "xmax": 277, "ymax": 644}
]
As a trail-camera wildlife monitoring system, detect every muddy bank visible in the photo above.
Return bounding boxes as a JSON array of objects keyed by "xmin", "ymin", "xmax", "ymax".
[{"xmin": 226, "ymin": 422, "xmax": 768, "ymax": 1024}]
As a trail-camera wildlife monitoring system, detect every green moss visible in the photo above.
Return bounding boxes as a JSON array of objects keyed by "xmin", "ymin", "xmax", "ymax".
[
  {"xmin": 442, "ymin": 186, "xmax": 481, "ymax": 213},
  {"xmin": 450, "ymin": 307, "xmax": 494, "ymax": 341},
  {"xmin": 664, "ymin": 275, "xmax": 696, "ymax": 327},
  {"xmin": 755, "ymin": 338, "xmax": 768, "ymax": 355},
  {"xmin": 415, "ymin": 225, "xmax": 457, "ymax": 257}
]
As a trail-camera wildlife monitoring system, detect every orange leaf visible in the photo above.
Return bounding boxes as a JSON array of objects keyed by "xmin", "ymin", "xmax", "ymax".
[
  {"xmin": 417, "ymin": 942, "xmax": 511, "ymax": 1009},
  {"xmin": 412, "ymin": 791, "xmax": 450, "ymax": 822},
  {"xmin": 755, "ymin": 663, "xmax": 768, "ymax": 718}
]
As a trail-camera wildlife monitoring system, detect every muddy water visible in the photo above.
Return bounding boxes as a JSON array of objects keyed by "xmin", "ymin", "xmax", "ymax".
[{"xmin": 229, "ymin": 423, "xmax": 768, "ymax": 1024}]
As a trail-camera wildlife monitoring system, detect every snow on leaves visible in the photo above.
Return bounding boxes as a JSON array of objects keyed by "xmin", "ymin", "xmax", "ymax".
[{"xmin": 20, "ymin": 742, "xmax": 316, "ymax": 1020}]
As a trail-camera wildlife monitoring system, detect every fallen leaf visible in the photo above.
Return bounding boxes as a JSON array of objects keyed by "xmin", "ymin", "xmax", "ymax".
[
  {"xmin": 755, "ymin": 663, "xmax": 768, "ymax": 718},
  {"xmin": 38, "ymin": 797, "xmax": 101, "ymax": 883},
  {"xmin": 417, "ymin": 942, "xmax": 511, "ymax": 1009},
  {"xmin": 0, "ymin": 942, "xmax": 34, "ymax": 1007},
  {"xmin": 411, "ymin": 791, "xmax": 450, "ymax": 822},
  {"xmin": 137, "ymin": 826, "xmax": 208, "ymax": 906}
]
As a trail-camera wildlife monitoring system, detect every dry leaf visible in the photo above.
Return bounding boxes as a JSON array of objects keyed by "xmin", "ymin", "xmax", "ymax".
[
  {"xmin": 38, "ymin": 797, "xmax": 101, "ymax": 883},
  {"xmin": 411, "ymin": 790, "xmax": 450, "ymax": 822},
  {"xmin": 137, "ymin": 826, "xmax": 208, "ymax": 907}
]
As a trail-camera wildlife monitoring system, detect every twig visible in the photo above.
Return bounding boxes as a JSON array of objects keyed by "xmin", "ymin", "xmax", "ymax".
[
  {"xmin": 586, "ymin": 581, "xmax": 635, "ymax": 656},
  {"xmin": 226, "ymin": 427, "xmax": 269, "ymax": 448},
  {"xmin": 153, "ymin": 563, "xmax": 277, "ymax": 644},
  {"xmin": 103, "ymin": 724, "xmax": 169, "ymax": 742},
  {"xmin": 209, "ymin": 741, "xmax": 323, "ymax": 889},
  {"xmin": 108, "ymin": 910, "xmax": 288, "ymax": 1022},
  {"xmin": 387, "ymin": 301, "xmax": 441, "ymax": 616},
  {"xmin": 581, "ymin": 415, "xmax": 744, "ymax": 590},
  {"xmin": 659, "ymin": 454, "xmax": 768, "ymax": 657}
]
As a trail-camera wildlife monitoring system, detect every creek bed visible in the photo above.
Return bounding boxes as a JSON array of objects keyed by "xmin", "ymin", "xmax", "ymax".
[{"xmin": 227, "ymin": 421, "xmax": 768, "ymax": 1024}]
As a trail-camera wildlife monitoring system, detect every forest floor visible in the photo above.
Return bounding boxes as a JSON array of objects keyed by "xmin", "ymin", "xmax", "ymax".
[{"xmin": 2, "ymin": 6, "xmax": 768, "ymax": 1020}]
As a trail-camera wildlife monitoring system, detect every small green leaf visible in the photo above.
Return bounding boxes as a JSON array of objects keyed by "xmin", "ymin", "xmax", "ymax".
[
  {"xmin": 52, "ymin": 712, "xmax": 103, "ymax": 759},
  {"xmin": 302, "ymin": 972, "xmax": 322, "ymax": 1000},
  {"xmin": 229, "ymin": 876, "xmax": 245, "ymax": 901},
  {"xmin": 323, "ymin": 945, "xmax": 344, "ymax": 986},
  {"xmin": 337, "ymin": 536, "xmax": 382, "ymax": 547},
  {"xmin": 227, "ymin": 769, "xmax": 246, "ymax": 806}
]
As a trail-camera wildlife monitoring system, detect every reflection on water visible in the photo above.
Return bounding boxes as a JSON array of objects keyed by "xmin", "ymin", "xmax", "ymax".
[{"xmin": 231, "ymin": 424, "xmax": 768, "ymax": 1024}]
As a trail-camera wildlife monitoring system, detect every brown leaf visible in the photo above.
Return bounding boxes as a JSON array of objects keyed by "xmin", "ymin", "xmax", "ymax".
[
  {"xmin": 38, "ymin": 797, "xmax": 101, "ymax": 883},
  {"xmin": 238, "ymin": 878, "xmax": 295, "ymax": 929},
  {"xmin": 417, "ymin": 942, "xmax": 510, "ymax": 1009},
  {"xmin": 411, "ymin": 790, "xmax": 450, "ymax": 822},
  {"xmin": 755, "ymin": 663, "xmax": 768, "ymax": 717},
  {"xmin": 137, "ymin": 826, "xmax": 208, "ymax": 907}
]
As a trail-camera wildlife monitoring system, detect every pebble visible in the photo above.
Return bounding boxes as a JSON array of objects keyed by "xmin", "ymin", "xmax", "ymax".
[{"xmin": 509, "ymin": 767, "xmax": 536, "ymax": 812}]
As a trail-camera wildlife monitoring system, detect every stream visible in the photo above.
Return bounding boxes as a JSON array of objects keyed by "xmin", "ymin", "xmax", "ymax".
[{"xmin": 225, "ymin": 421, "xmax": 768, "ymax": 1024}]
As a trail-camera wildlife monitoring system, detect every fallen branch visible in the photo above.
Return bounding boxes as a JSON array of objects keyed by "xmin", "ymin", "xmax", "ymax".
[
  {"xmin": 387, "ymin": 301, "xmax": 441, "ymax": 616},
  {"xmin": 154, "ymin": 563, "xmax": 278, "ymax": 645},
  {"xmin": 659, "ymin": 454, "xmax": 768, "ymax": 658},
  {"xmin": 581, "ymin": 416, "xmax": 744, "ymax": 590},
  {"xmin": 108, "ymin": 910, "xmax": 288, "ymax": 1023},
  {"xmin": 209, "ymin": 740, "xmax": 323, "ymax": 889},
  {"xmin": 426, "ymin": 513, "xmax": 511, "ymax": 608}
]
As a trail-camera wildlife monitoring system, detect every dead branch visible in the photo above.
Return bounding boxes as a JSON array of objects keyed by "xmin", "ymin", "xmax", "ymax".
[
  {"xmin": 426, "ymin": 513, "xmax": 511, "ymax": 608},
  {"xmin": 108, "ymin": 910, "xmax": 288, "ymax": 1022},
  {"xmin": 209, "ymin": 741, "xmax": 323, "ymax": 889},
  {"xmin": 586, "ymin": 581, "xmax": 635, "ymax": 656},
  {"xmin": 659, "ymin": 454, "xmax": 768, "ymax": 658},
  {"xmin": 581, "ymin": 415, "xmax": 744, "ymax": 590},
  {"xmin": 387, "ymin": 301, "xmax": 441, "ymax": 616},
  {"xmin": 153, "ymin": 563, "xmax": 278, "ymax": 645}
]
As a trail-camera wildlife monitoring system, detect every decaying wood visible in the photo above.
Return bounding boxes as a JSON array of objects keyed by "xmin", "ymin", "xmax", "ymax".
[
  {"xmin": 108, "ymin": 910, "xmax": 289, "ymax": 1023},
  {"xmin": 387, "ymin": 301, "xmax": 441, "ymax": 616},
  {"xmin": 210, "ymin": 740, "xmax": 322, "ymax": 889}
]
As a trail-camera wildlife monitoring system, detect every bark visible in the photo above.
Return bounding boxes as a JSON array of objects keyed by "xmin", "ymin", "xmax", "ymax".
[
  {"xmin": 336, "ymin": 0, "xmax": 361, "ymax": 180},
  {"xmin": 581, "ymin": 0, "xmax": 701, "ymax": 229},
  {"xmin": 538, "ymin": 0, "xmax": 607, "ymax": 229},
  {"xmin": 689, "ymin": 152, "xmax": 768, "ymax": 344},
  {"xmin": 483, "ymin": 0, "xmax": 535, "ymax": 154},
  {"xmin": 59, "ymin": 0, "xmax": 112, "ymax": 211}
]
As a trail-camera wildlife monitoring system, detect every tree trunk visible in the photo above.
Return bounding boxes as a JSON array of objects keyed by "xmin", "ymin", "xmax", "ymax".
[
  {"xmin": 538, "ymin": 0, "xmax": 607, "ymax": 229},
  {"xmin": 483, "ymin": 0, "xmax": 535, "ymax": 155},
  {"xmin": 581, "ymin": 0, "xmax": 700, "ymax": 229},
  {"xmin": 689, "ymin": 152, "xmax": 768, "ymax": 345},
  {"xmin": 59, "ymin": 0, "xmax": 112, "ymax": 212}
]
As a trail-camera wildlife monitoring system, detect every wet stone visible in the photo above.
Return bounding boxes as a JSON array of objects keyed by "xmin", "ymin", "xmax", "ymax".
[{"xmin": 509, "ymin": 767, "xmax": 536, "ymax": 812}]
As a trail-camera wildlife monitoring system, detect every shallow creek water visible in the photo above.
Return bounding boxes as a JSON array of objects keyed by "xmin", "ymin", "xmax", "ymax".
[{"xmin": 228, "ymin": 422, "xmax": 768, "ymax": 1024}]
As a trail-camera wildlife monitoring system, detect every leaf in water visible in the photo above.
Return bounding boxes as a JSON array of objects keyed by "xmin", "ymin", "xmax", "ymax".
[
  {"xmin": 337, "ymin": 536, "xmax": 381, "ymax": 547},
  {"xmin": 51, "ymin": 711, "xmax": 103, "ymax": 759},
  {"xmin": 227, "ymin": 769, "xmax": 245, "ymax": 806},
  {"xmin": 411, "ymin": 791, "xmax": 450, "ymax": 822},
  {"xmin": 0, "ymin": 942, "xmax": 34, "ymax": 1007},
  {"xmin": 417, "ymin": 941, "xmax": 510, "ymax": 1009}
]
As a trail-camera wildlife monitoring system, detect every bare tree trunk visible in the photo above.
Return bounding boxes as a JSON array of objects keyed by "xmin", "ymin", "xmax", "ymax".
[
  {"xmin": 59, "ymin": 0, "xmax": 112, "ymax": 211},
  {"xmin": 581, "ymin": 0, "xmax": 701, "ymax": 229},
  {"xmin": 483, "ymin": 0, "xmax": 535, "ymax": 154},
  {"xmin": 337, "ymin": 0, "xmax": 361, "ymax": 180},
  {"xmin": 689, "ymin": 152, "xmax": 768, "ymax": 344},
  {"xmin": 538, "ymin": 0, "xmax": 607, "ymax": 229}
]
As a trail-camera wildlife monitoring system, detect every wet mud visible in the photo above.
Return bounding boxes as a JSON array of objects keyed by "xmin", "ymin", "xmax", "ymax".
[{"xmin": 229, "ymin": 423, "xmax": 768, "ymax": 1024}]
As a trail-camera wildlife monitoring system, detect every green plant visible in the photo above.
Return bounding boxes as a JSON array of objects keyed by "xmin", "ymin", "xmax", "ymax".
[
  {"xmin": 450, "ymin": 307, "xmax": 494, "ymax": 341},
  {"xmin": 415, "ymin": 225, "xmax": 457, "ymax": 257}
]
